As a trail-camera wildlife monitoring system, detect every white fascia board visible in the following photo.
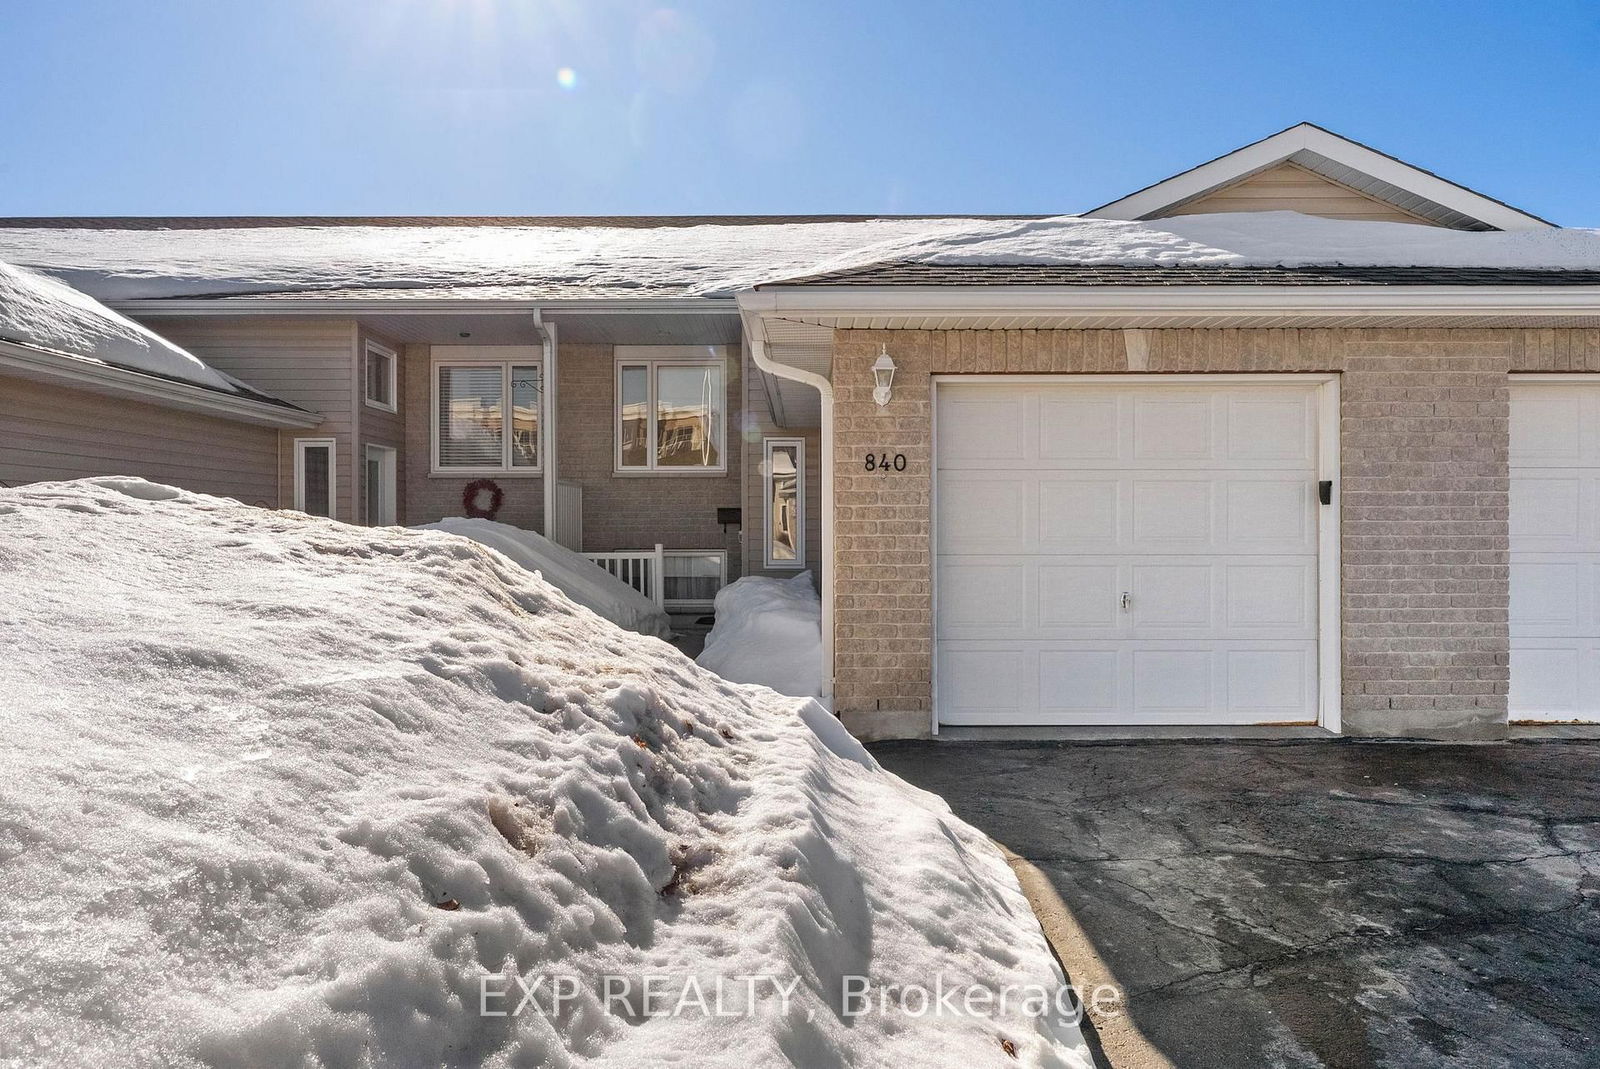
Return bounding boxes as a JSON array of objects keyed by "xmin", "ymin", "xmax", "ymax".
[
  {"xmin": 103, "ymin": 296, "xmax": 739, "ymax": 316},
  {"xmin": 750, "ymin": 284, "xmax": 1600, "ymax": 320},
  {"xmin": 0, "ymin": 339, "xmax": 323, "ymax": 427},
  {"xmin": 1087, "ymin": 123, "xmax": 1552, "ymax": 232}
]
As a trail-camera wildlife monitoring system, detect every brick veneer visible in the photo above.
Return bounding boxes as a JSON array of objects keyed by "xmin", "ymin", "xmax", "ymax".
[
  {"xmin": 832, "ymin": 326, "xmax": 1600, "ymax": 741},
  {"xmin": 403, "ymin": 342, "xmax": 743, "ymax": 570}
]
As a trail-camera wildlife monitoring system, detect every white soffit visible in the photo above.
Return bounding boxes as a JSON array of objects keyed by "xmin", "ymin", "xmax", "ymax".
[
  {"xmin": 759, "ymin": 317, "xmax": 833, "ymax": 428},
  {"xmin": 1085, "ymin": 123, "xmax": 1554, "ymax": 232}
]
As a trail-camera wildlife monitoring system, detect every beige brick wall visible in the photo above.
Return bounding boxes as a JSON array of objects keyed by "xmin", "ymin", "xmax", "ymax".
[
  {"xmin": 557, "ymin": 342, "xmax": 743, "ymax": 569},
  {"xmin": 402, "ymin": 342, "xmax": 742, "ymax": 571},
  {"xmin": 832, "ymin": 326, "xmax": 1600, "ymax": 740},
  {"xmin": 403, "ymin": 343, "xmax": 546, "ymax": 531}
]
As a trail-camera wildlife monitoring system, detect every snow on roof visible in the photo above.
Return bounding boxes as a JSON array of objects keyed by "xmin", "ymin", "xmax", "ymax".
[
  {"xmin": 0, "ymin": 219, "xmax": 998, "ymax": 302},
  {"xmin": 3, "ymin": 211, "xmax": 1599, "ymax": 307},
  {"xmin": 777, "ymin": 212, "xmax": 1600, "ymax": 285},
  {"xmin": 0, "ymin": 477, "xmax": 1094, "ymax": 1068},
  {"xmin": 0, "ymin": 257, "xmax": 261, "ymax": 394}
]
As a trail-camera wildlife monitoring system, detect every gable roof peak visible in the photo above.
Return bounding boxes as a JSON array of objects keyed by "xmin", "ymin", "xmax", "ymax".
[{"xmin": 1086, "ymin": 122, "xmax": 1554, "ymax": 232}]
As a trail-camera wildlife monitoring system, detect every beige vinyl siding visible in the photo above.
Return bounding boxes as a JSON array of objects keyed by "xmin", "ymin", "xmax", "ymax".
[
  {"xmin": 742, "ymin": 356, "xmax": 821, "ymax": 588},
  {"xmin": 143, "ymin": 316, "xmax": 359, "ymax": 521},
  {"xmin": 0, "ymin": 373, "xmax": 278, "ymax": 503},
  {"xmin": 1153, "ymin": 161, "xmax": 1442, "ymax": 225},
  {"xmin": 357, "ymin": 327, "xmax": 406, "ymax": 524}
]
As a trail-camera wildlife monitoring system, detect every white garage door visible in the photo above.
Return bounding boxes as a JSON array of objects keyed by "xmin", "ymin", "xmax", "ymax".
[
  {"xmin": 1510, "ymin": 381, "xmax": 1600, "ymax": 721},
  {"xmin": 935, "ymin": 381, "xmax": 1323, "ymax": 726}
]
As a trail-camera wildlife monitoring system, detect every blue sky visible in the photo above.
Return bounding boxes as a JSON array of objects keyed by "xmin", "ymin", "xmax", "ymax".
[{"xmin": 1, "ymin": 0, "xmax": 1597, "ymax": 222}]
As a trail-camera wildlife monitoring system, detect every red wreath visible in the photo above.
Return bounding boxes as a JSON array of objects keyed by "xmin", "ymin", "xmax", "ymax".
[{"xmin": 461, "ymin": 478, "xmax": 504, "ymax": 520}]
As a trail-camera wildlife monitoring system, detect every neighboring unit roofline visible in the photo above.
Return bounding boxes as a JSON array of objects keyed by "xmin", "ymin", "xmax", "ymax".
[
  {"xmin": 1084, "ymin": 122, "xmax": 1555, "ymax": 231},
  {"xmin": 0, "ymin": 338, "xmax": 322, "ymax": 427}
]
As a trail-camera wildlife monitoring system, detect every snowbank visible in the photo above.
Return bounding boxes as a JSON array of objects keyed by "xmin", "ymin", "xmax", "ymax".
[
  {"xmin": 697, "ymin": 572, "xmax": 824, "ymax": 700},
  {"xmin": 0, "ymin": 479, "xmax": 1091, "ymax": 1069},
  {"xmin": 415, "ymin": 517, "xmax": 671, "ymax": 640},
  {"xmin": 0, "ymin": 258, "xmax": 251, "ymax": 393}
]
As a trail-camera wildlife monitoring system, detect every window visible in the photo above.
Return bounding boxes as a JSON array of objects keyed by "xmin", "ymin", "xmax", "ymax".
[
  {"xmin": 364, "ymin": 444, "xmax": 397, "ymax": 526},
  {"xmin": 431, "ymin": 348, "xmax": 542, "ymax": 473},
  {"xmin": 663, "ymin": 550, "xmax": 727, "ymax": 611},
  {"xmin": 364, "ymin": 340, "xmax": 397, "ymax": 412},
  {"xmin": 763, "ymin": 438, "xmax": 804, "ymax": 568},
  {"xmin": 294, "ymin": 438, "xmax": 336, "ymax": 518},
  {"xmin": 614, "ymin": 347, "xmax": 727, "ymax": 472}
]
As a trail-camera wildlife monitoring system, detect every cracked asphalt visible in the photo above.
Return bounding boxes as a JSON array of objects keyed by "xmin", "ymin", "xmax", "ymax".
[{"xmin": 871, "ymin": 739, "xmax": 1600, "ymax": 1069}]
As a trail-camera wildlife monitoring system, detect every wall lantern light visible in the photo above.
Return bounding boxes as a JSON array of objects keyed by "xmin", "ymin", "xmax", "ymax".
[{"xmin": 871, "ymin": 346, "xmax": 897, "ymax": 407}]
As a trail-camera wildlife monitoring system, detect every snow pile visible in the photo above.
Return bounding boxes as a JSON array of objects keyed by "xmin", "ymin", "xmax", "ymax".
[
  {"xmin": 415, "ymin": 516, "xmax": 671, "ymax": 639},
  {"xmin": 0, "ymin": 479, "xmax": 1090, "ymax": 1069},
  {"xmin": 698, "ymin": 572, "xmax": 824, "ymax": 700},
  {"xmin": 0, "ymin": 257, "xmax": 247, "ymax": 392},
  {"xmin": 4, "ymin": 212, "xmax": 1600, "ymax": 308},
  {"xmin": 794, "ymin": 211, "xmax": 1600, "ymax": 276}
]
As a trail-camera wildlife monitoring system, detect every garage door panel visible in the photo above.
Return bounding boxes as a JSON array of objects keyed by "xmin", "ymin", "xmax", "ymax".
[
  {"xmin": 1037, "ymin": 564, "xmax": 1120, "ymax": 629},
  {"xmin": 937, "ymin": 394, "xmax": 1029, "ymax": 463},
  {"xmin": 1038, "ymin": 478, "xmax": 1119, "ymax": 548},
  {"xmin": 1132, "ymin": 649, "xmax": 1213, "ymax": 713},
  {"xmin": 1227, "ymin": 395, "xmax": 1316, "ymax": 462},
  {"xmin": 1510, "ymin": 645, "xmax": 1583, "ymax": 715},
  {"xmin": 1129, "ymin": 564, "xmax": 1213, "ymax": 628},
  {"xmin": 1510, "ymin": 475, "xmax": 1583, "ymax": 544},
  {"xmin": 1040, "ymin": 397, "xmax": 1119, "ymax": 460},
  {"xmin": 1133, "ymin": 396, "xmax": 1215, "ymax": 460},
  {"xmin": 937, "ymin": 381, "xmax": 1323, "ymax": 727},
  {"xmin": 1510, "ymin": 561, "xmax": 1582, "ymax": 630},
  {"xmin": 1226, "ymin": 649, "xmax": 1314, "ymax": 714},
  {"xmin": 937, "ymin": 475, "xmax": 1029, "ymax": 552},
  {"xmin": 1511, "ymin": 393, "xmax": 1586, "ymax": 464},
  {"xmin": 939, "ymin": 649, "xmax": 1030, "ymax": 724},
  {"xmin": 1225, "ymin": 562, "xmax": 1315, "ymax": 631},
  {"xmin": 939, "ymin": 563, "xmax": 1030, "ymax": 631},
  {"xmin": 1226, "ymin": 479, "xmax": 1314, "ymax": 549},
  {"xmin": 1039, "ymin": 651, "xmax": 1120, "ymax": 716},
  {"xmin": 1131, "ymin": 479, "xmax": 1214, "ymax": 548}
]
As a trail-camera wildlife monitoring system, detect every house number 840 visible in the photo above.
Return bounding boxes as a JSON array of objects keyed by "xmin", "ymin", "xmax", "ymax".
[{"xmin": 865, "ymin": 453, "xmax": 908, "ymax": 472}]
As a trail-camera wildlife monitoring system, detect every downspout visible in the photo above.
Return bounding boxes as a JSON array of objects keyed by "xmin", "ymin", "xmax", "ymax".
[
  {"xmin": 739, "ymin": 298, "xmax": 835, "ymax": 708},
  {"xmin": 532, "ymin": 309, "xmax": 558, "ymax": 541}
]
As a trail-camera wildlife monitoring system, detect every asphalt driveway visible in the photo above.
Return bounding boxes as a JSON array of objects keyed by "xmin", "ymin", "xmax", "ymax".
[{"xmin": 871, "ymin": 739, "xmax": 1600, "ymax": 1069}]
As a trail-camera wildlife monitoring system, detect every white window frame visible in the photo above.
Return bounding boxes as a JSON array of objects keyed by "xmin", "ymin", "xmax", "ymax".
[
  {"xmin": 430, "ymin": 348, "xmax": 544, "ymax": 475},
  {"xmin": 613, "ymin": 346, "xmax": 729, "ymax": 475},
  {"xmin": 363, "ymin": 444, "xmax": 397, "ymax": 526},
  {"xmin": 363, "ymin": 340, "xmax": 398, "ymax": 413},
  {"xmin": 293, "ymin": 437, "xmax": 337, "ymax": 518},
  {"xmin": 763, "ymin": 437, "xmax": 805, "ymax": 569}
]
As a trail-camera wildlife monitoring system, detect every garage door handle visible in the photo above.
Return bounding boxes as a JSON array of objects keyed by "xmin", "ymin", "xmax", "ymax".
[
  {"xmin": 1318, "ymin": 480, "xmax": 1333, "ymax": 506},
  {"xmin": 1121, "ymin": 591, "xmax": 1132, "ymax": 612}
]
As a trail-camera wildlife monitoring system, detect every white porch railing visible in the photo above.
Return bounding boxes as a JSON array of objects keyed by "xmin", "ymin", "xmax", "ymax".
[
  {"xmin": 585, "ymin": 544, "xmax": 665, "ymax": 608},
  {"xmin": 553, "ymin": 479, "xmax": 584, "ymax": 551}
]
